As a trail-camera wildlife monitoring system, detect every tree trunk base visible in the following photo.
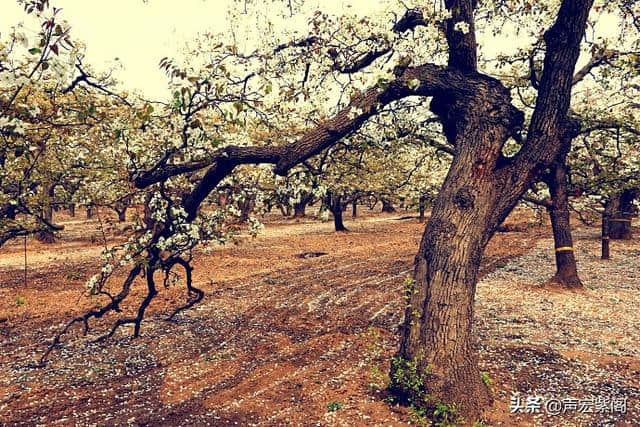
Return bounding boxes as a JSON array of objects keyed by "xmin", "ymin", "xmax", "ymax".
[
  {"xmin": 36, "ymin": 231, "xmax": 56, "ymax": 244},
  {"xmin": 543, "ymin": 275, "xmax": 585, "ymax": 291},
  {"xmin": 389, "ymin": 356, "xmax": 492, "ymax": 425}
]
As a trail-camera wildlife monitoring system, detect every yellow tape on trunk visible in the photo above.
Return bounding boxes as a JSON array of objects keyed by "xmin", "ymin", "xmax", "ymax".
[
  {"xmin": 610, "ymin": 218, "xmax": 632, "ymax": 223},
  {"xmin": 555, "ymin": 246, "xmax": 574, "ymax": 252}
]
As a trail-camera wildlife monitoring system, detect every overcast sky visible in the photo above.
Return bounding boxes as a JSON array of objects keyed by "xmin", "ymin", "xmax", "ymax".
[
  {"xmin": 1, "ymin": 1, "xmax": 620, "ymax": 100},
  {"xmin": 1, "ymin": 0, "xmax": 376, "ymax": 99}
]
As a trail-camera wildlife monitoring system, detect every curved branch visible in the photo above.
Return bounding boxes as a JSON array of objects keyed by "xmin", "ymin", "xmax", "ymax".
[
  {"xmin": 135, "ymin": 63, "xmax": 465, "ymax": 190},
  {"xmin": 166, "ymin": 258, "xmax": 203, "ymax": 321}
]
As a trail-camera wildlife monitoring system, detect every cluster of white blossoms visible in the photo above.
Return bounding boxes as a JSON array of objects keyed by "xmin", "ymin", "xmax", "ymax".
[
  {"xmin": 454, "ymin": 21, "xmax": 471, "ymax": 34},
  {"xmin": 69, "ymin": 0, "xmax": 638, "ymax": 298}
]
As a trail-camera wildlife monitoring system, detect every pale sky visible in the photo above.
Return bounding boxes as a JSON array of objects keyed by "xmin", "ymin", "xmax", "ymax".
[
  {"xmin": 1, "ymin": 0, "xmax": 372, "ymax": 99},
  {"xmin": 1, "ymin": 1, "xmax": 621, "ymax": 100}
]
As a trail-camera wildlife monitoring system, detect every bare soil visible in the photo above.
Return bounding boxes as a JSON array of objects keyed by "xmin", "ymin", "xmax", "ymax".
[{"xmin": 0, "ymin": 209, "xmax": 638, "ymax": 426}]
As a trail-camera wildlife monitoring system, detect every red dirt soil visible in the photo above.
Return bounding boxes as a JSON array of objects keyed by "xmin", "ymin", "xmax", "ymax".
[{"xmin": 0, "ymin": 209, "xmax": 638, "ymax": 426}]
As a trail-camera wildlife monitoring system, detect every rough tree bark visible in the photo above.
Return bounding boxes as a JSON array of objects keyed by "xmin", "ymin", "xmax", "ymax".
[{"xmin": 392, "ymin": 0, "xmax": 593, "ymax": 422}]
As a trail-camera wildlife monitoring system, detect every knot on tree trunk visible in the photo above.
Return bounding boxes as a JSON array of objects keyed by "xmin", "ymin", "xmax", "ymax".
[{"xmin": 454, "ymin": 187, "xmax": 475, "ymax": 210}]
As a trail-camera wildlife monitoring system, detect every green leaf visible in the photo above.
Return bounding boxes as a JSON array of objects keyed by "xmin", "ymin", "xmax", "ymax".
[{"xmin": 28, "ymin": 48, "xmax": 42, "ymax": 55}]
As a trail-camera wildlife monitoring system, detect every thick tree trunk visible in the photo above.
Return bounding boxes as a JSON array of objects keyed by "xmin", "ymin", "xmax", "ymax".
[
  {"xmin": 86, "ymin": 205, "xmax": 94, "ymax": 219},
  {"xmin": 392, "ymin": 86, "xmax": 521, "ymax": 422},
  {"xmin": 36, "ymin": 185, "xmax": 56, "ymax": 243},
  {"xmin": 609, "ymin": 217, "xmax": 631, "ymax": 239},
  {"xmin": 381, "ymin": 198, "xmax": 396, "ymax": 213},
  {"xmin": 352, "ymin": 200, "xmax": 357, "ymax": 218},
  {"xmin": 393, "ymin": 1, "xmax": 592, "ymax": 420},
  {"xmin": 546, "ymin": 152, "xmax": 582, "ymax": 287},
  {"xmin": 292, "ymin": 202, "xmax": 306, "ymax": 218},
  {"xmin": 394, "ymin": 172, "xmax": 496, "ymax": 420},
  {"xmin": 332, "ymin": 204, "xmax": 346, "ymax": 232},
  {"xmin": 68, "ymin": 203, "xmax": 75, "ymax": 217}
]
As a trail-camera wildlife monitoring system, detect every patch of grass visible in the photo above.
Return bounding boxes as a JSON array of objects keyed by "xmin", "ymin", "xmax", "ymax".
[
  {"xmin": 433, "ymin": 401, "xmax": 461, "ymax": 427},
  {"xmin": 408, "ymin": 405, "xmax": 430, "ymax": 426},
  {"xmin": 363, "ymin": 327, "xmax": 390, "ymax": 390},
  {"xmin": 480, "ymin": 372, "xmax": 493, "ymax": 390},
  {"xmin": 15, "ymin": 296, "xmax": 26, "ymax": 306},
  {"xmin": 327, "ymin": 401, "xmax": 344, "ymax": 412},
  {"xmin": 388, "ymin": 356, "xmax": 464, "ymax": 426},
  {"xmin": 369, "ymin": 364, "xmax": 388, "ymax": 390},
  {"xmin": 390, "ymin": 355, "xmax": 429, "ymax": 398}
]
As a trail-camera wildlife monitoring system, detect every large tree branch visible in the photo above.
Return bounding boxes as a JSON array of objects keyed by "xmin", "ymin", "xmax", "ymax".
[
  {"xmin": 505, "ymin": 0, "xmax": 594, "ymax": 177},
  {"xmin": 572, "ymin": 48, "xmax": 617, "ymax": 85},
  {"xmin": 135, "ymin": 63, "xmax": 468, "ymax": 189},
  {"xmin": 276, "ymin": 8, "xmax": 430, "ymax": 74},
  {"xmin": 522, "ymin": 194, "xmax": 553, "ymax": 208}
]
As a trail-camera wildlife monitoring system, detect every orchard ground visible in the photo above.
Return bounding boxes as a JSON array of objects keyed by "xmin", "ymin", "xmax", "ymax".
[{"xmin": 0, "ymin": 208, "xmax": 639, "ymax": 426}]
